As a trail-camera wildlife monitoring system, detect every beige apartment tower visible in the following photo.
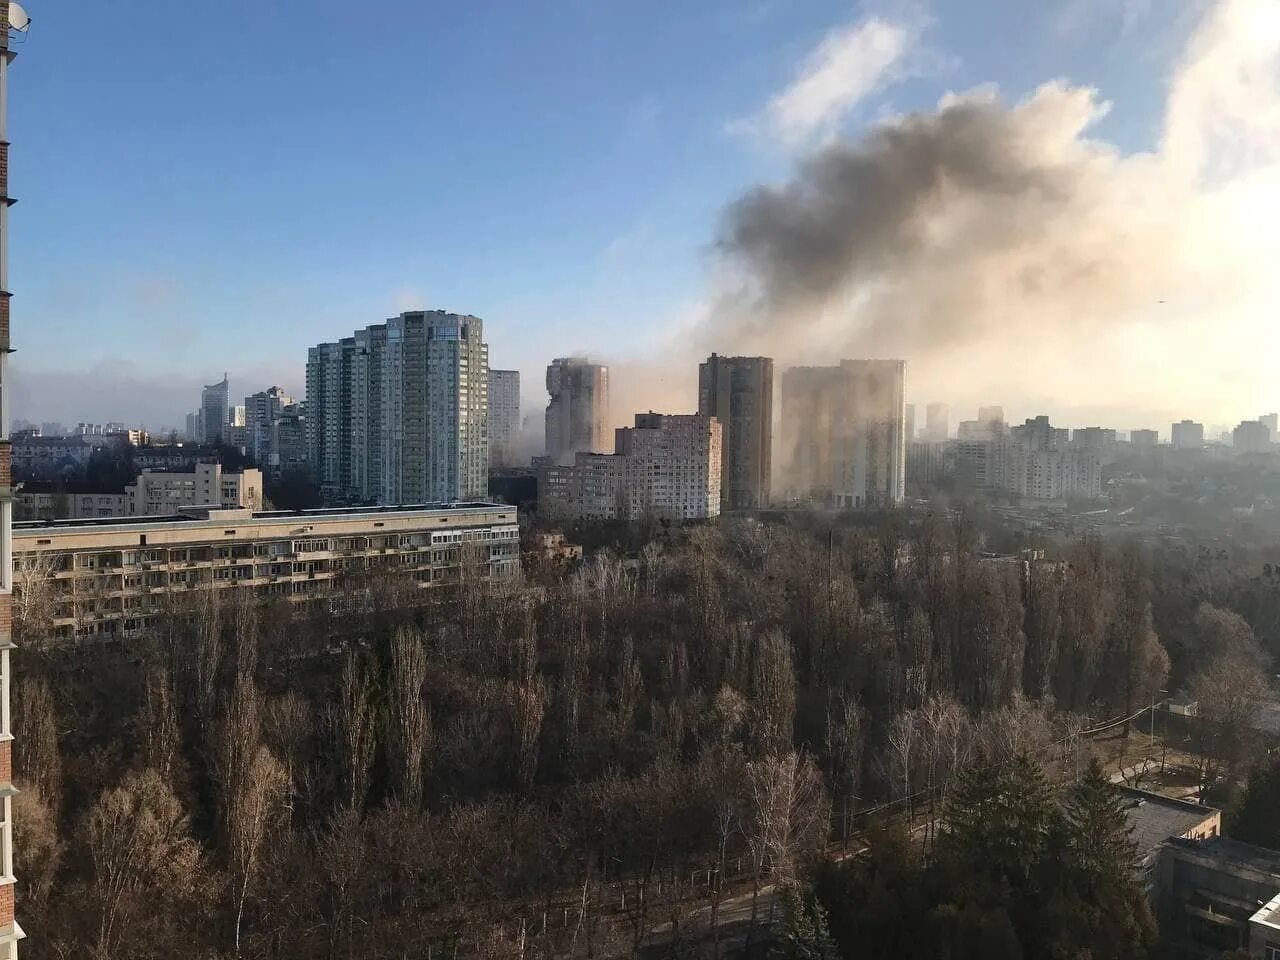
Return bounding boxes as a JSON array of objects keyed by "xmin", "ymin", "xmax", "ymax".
[{"xmin": 698, "ymin": 354, "xmax": 772, "ymax": 510}]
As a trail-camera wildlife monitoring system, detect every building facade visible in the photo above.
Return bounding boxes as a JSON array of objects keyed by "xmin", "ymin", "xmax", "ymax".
[
  {"xmin": 127, "ymin": 464, "xmax": 263, "ymax": 516},
  {"xmin": 487, "ymin": 369, "xmax": 521, "ymax": 468},
  {"xmin": 780, "ymin": 359, "xmax": 906, "ymax": 508},
  {"xmin": 541, "ymin": 414, "xmax": 722, "ymax": 522},
  {"xmin": 14, "ymin": 502, "xmax": 520, "ymax": 643},
  {"xmin": 1234, "ymin": 420, "xmax": 1272, "ymax": 455},
  {"xmin": 545, "ymin": 358, "xmax": 610, "ymax": 466},
  {"xmin": 698, "ymin": 354, "xmax": 772, "ymax": 510},
  {"xmin": 201, "ymin": 375, "xmax": 230, "ymax": 446},
  {"xmin": 924, "ymin": 402, "xmax": 949, "ymax": 442},
  {"xmin": 1172, "ymin": 419, "xmax": 1205, "ymax": 450},
  {"xmin": 1131, "ymin": 428, "xmax": 1159, "ymax": 447},
  {"xmin": 0, "ymin": 5, "xmax": 22, "ymax": 953},
  {"xmin": 244, "ymin": 387, "xmax": 292, "ymax": 469},
  {"xmin": 307, "ymin": 311, "xmax": 490, "ymax": 504},
  {"xmin": 617, "ymin": 414, "xmax": 721, "ymax": 521}
]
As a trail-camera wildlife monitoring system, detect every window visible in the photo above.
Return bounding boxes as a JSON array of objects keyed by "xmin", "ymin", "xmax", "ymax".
[{"xmin": 1266, "ymin": 945, "xmax": 1280, "ymax": 960}]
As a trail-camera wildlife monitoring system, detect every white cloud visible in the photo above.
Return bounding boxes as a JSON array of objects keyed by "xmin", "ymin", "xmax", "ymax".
[{"xmin": 737, "ymin": 15, "xmax": 913, "ymax": 148}]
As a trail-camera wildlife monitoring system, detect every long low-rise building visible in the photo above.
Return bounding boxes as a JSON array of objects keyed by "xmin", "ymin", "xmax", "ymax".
[{"xmin": 14, "ymin": 501, "xmax": 520, "ymax": 642}]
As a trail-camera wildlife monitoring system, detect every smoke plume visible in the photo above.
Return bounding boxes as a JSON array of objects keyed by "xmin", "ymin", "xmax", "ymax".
[{"xmin": 703, "ymin": 0, "xmax": 1280, "ymax": 425}]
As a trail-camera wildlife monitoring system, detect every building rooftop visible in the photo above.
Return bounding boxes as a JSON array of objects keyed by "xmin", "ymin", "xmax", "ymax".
[
  {"xmin": 1256, "ymin": 890, "xmax": 1280, "ymax": 931},
  {"xmin": 1117, "ymin": 787, "xmax": 1220, "ymax": 859},
  {"xmin": 14, "ymin": 501, "xmax": 513, "ymax": 535}
]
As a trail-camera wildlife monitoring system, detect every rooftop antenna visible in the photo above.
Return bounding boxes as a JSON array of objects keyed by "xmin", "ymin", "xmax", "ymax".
[{"xmin": 8, "ymin": 2, "xmax": 27, "ymax": 32}]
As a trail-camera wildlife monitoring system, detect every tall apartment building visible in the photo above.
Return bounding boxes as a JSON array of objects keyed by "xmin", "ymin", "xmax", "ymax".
[
  {"xmin": 924, "ymin": 402, "xmax": 949, "ymax": 442},
  {"xmin": 1171, "ymin": 419, "xmax": 1205, "ymax": 450},
  {"xmin": 541, "ymin": 414, "xmax": 722, "ymax": 522},
  {"xmin": 275, "ymin": 403, "xmax": 308, "ymax": 476},
  {"xmin": 698, "ymin": 354, "xmax": 772, "ymax": 510},
  {"xmin": 202, "ymin": 374, "xmax": 230, "ymax": 446},
  {"xmin": 545, "ymin": 358, "xmax": 610, "ymax": 465},
  {"xmin": 487, "ymin": 370, "xmax": 521, "ymax": 468},
  {"xmin": 955, "ymin": 408, "xmax": 1009, "ymax": 489},
  {"xmin": 14, "ymin": 502, "xmax": 520, "ymax": 643},
  {"xmin": 245, "ymin": 386, "xmax": 293, "ymax": 471},
  {"xmin": 905, "ymin": 403, "xmax": 916, "ymax": 443},
  {"xmin": 0, "ymin": 5, "xmax": 24, "ymax": 953},
  {"xmin": 1261, "ymin": 413, "xmax": 1279, "ymax": 442},
  {"xmin": 307, "ymin": 311, "xmax": 489, "ymax": 503},
  {"xmin": 780, "ymin": 359, "xmax": 906, "ymax": 508}
]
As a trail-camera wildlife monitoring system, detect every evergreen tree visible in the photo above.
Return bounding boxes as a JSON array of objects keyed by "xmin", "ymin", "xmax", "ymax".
[
  {"xmin": 778, "ymin": 882, "xmax": 839, "ymax": 960},
  {"xmin": 1054, "ymin": 758, "xmax": 1157, "ymax": 959},
  {"xmin": 1230, "ymin": 759, "xmax": 1280, "ymax": 850}
]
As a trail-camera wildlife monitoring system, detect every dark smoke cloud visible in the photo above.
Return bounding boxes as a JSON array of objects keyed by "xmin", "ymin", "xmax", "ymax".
[{"xmin": 712, "ymin": 81, "xmax": 1183, "ymax": 361}]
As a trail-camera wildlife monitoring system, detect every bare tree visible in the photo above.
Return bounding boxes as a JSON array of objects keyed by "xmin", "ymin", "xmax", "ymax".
[
  {"xmin": 1188, "ymin": 650, "xmax": 1268, "ymax": 786},
  {"xmin": 386, "ymin": 627, "xmax": 432, "ymax": 808},
  {"xmin": 744, "ymin": 752, "xmax": 830, "ymax": 928},
  {"xmin": 82, "ymin": 768, "xmax": 203, "ymax": 956},
  {"xmin": 330, "ymin": 649, "xmax": 377, "ymax": 812},
  {"xmin": 13, "ymin": 671, "xmax": 61, "ymax": 807},
  {"xmin": 227, "ymin": 746, "xmax": 290, "ymax": 957},
  {"xmin": 137, "ymin": 665, "xmax": 181, "ymax": 783},
  {"xmin": 11, "ymin": 550, "xmax": 61, "ymax": 646}
]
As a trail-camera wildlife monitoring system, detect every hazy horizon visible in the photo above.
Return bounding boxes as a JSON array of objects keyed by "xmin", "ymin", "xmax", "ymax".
[{"xmin": 10, "ymin": 0, "xmax": 1279, "ymax": 437}]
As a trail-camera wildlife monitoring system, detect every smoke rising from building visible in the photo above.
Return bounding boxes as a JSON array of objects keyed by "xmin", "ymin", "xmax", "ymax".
[{"xmin": 698, "ymin": 0, "xmax": 1280, "ymax": 424}]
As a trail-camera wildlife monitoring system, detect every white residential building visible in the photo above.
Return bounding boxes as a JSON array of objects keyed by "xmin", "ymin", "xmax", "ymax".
[{"xmin": 307, "ymin": 311, "xmax": 490, "ymax": 503}]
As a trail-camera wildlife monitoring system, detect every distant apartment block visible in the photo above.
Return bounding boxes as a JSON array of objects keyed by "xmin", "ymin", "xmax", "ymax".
[
  {"xmin": 17, "ymin": 464, "xmax": 263, "ymax": 520},
  {"xmin": 14, "ymin": 502, "xmax": 520, "ymax": 643},
  {"xmin": 129, "ymin": 464, "xmax": 263, "ymax": 515},
  {"xmin": 16, "ymin": 484, "xmax": 127, "ymax": 520},
  {"xmin": 487, "ymin": 369, "xmax": 521, "ymax": 468},
  {"xmin": 1261, "ymin": 413, "xmax": 1278, "ymax": 442},
  {"xmin": 780, "ymin": 359, "xmax": 906, "ymax": 508},
  {"xmin": 698, "ymin": 354, "xmax": 772, "ymax": 510},
  {"xmin": 906, "ymin": 441, "xmax": 948, "ymax": 485},
  {"xmin": 1233, "ymin": 419, "xmax": 1272, "ymax": 455},
  {"xmin": 1130, "ymin": 428, "xmax": 1159, "ymax": 447},
  {"xmin": 1007, "ymin": 416, "xmax": 1102, "ymax": 500},
  {"xmin": 244, "ymin": 386, "xmax": 294, "ymax": 474},
  {"xmin": 541, "ymin": 413, "xmax": 721, "ymax": 522},
  {"xmin": 306, "ymin": 311, "xmax": 490, "ymax": 503},
  {"xmin": 545, "ymin": 358, "xmax": 610, "ymax": 465},
  {"xmin": 905, "ymin": 403, "xmax": 916, "ymax": 443},
  {"xmin": 924, "ymin": 402, "xmax": 949, "ymax": 442},
  {"xmin": 1172, "ymin": 419, "xmax": 1205, "ymax": 450},
  {"xmin": 11, "ymin": 435, "xmax": 99, "ymax": 480},
  {"xmin": 1071, "ymin": 426, "xmax": 1118, "ymax": 449}
]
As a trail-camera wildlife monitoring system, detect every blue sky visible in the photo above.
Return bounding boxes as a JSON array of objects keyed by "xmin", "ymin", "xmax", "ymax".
[{"xmin": 7, "ymin": 0, "xmax": 1212, "ymax": 428}]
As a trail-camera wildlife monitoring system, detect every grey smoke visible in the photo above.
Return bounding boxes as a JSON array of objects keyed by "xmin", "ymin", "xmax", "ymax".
[{"xmin": 711, "ymin": 82, "xmax": 1182, "ymax": 361}]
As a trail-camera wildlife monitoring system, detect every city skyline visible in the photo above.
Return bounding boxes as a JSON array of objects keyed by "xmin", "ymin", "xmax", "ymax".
[{"xmin": 7, "ymin": 0, "xmax": 1280, "ymax": 431}]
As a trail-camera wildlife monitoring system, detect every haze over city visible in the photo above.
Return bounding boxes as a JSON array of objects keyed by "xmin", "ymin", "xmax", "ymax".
[{"xmin": 9, "ymin": 0, "xmax": 1280, "ymax": 431}]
